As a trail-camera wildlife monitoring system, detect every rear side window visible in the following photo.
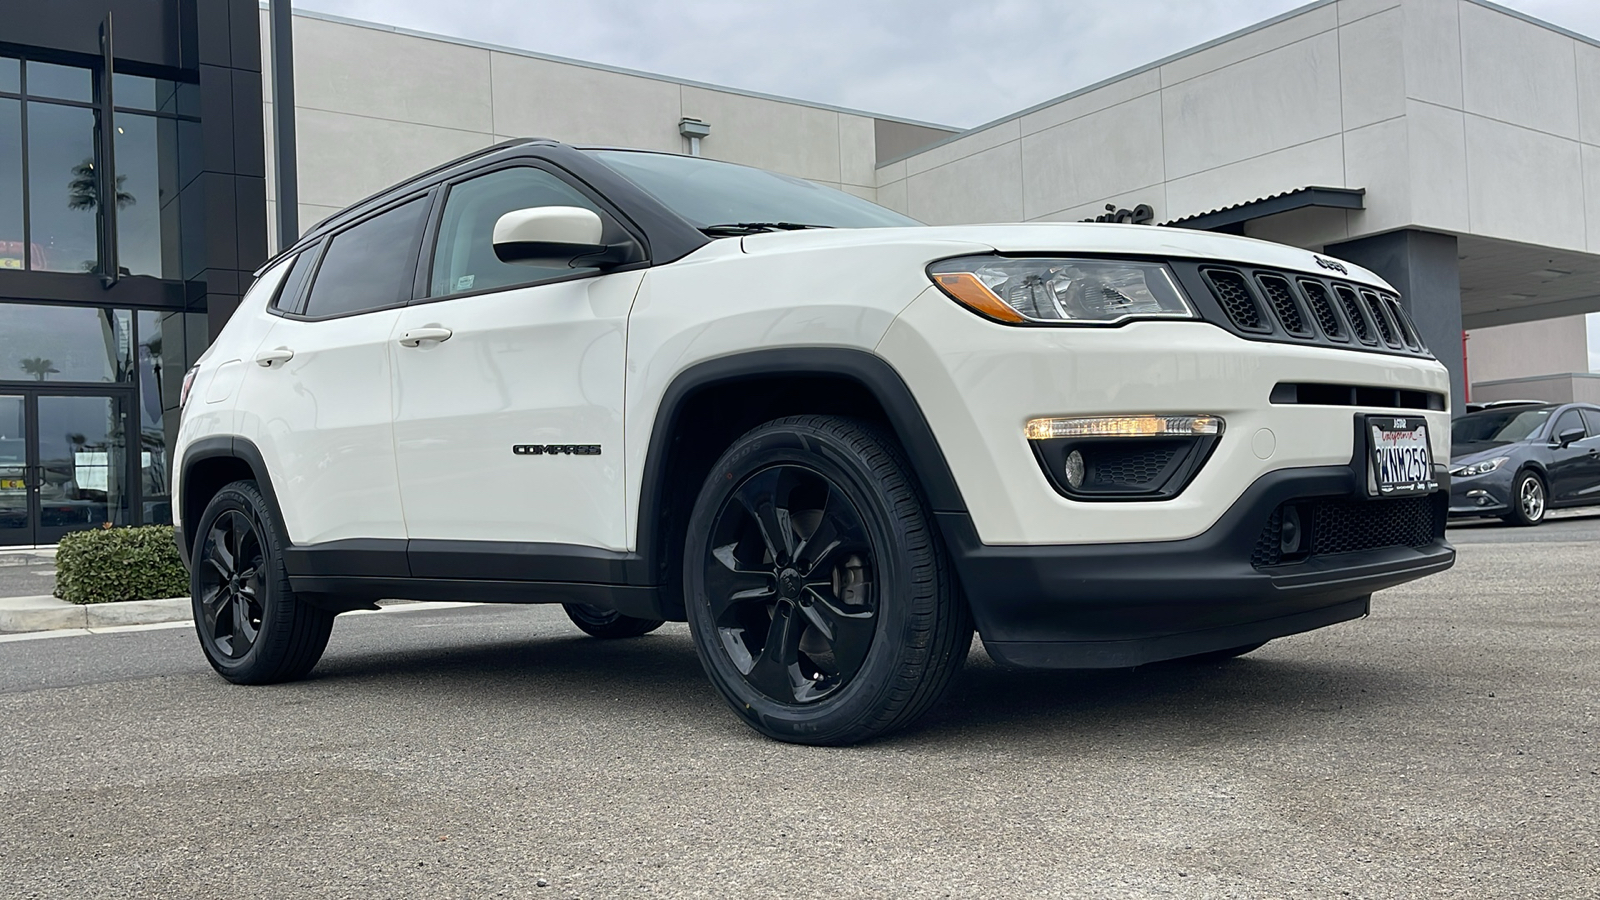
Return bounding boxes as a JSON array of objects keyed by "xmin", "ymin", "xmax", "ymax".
[
  {"xmin": 303, "ymin": 197, "xmax": 429, "ymax": 318},
  {"xmin": 270, "ymin": 244, "xmax": 321, "ymax": 314},
  {"xmin": 429, "ymin": 167, "xmax": 611, "ymax": 297},
  {"xmin": 1582, "ymin": 408, "xmax": 1600, "ymax": 436}
]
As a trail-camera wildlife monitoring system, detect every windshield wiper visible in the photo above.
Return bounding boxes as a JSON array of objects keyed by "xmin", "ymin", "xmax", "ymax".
[{"xmin": 700, "ymin": 222, "xmax": 834, "ymax": 236}]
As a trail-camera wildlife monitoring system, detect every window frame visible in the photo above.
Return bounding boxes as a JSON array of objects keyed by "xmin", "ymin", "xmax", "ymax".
[
  {"xmin": 412, "ymin": 158, "xmax": 651, "ymax": 307},
  {"xmin": 1550, "ymin": 408, "xmax": 1587, "ymax": 442},
  {"xmin": 1580, "ymin": 407, "xmax": 1600, "ymax": 437},
  {"xmin": 271, "ymin": 188, "xmax": 438, "ymax": 322}
]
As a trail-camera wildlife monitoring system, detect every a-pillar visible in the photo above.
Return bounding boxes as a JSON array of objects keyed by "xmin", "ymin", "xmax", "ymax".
[{"xmin": 1326, "ymin": 230, "xmax": 1466, "ymax": 416}]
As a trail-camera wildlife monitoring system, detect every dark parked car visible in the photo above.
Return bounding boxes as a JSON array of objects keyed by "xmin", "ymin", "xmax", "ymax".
[{"xmin": 1450, "ymin": 403, "xmax": 1600, "ymax": 525}]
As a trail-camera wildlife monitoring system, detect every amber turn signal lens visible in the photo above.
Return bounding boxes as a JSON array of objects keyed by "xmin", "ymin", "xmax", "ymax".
[{"xmin": 931, "ymin": 272, "xmax": 1028, "ymax": 324}]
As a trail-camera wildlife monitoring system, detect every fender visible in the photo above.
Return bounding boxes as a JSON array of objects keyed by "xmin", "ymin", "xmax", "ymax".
[
  {"xmin": 176, "ymin": 435, "xmax": 289, "ymax": 565},
  {"xmin": 634, "ymin": 347, "xmax": 969, "ymax": 580}
]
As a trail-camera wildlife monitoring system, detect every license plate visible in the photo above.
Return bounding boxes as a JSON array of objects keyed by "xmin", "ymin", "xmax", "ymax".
[{"xmin": 1366, "ymin": 415, "xmax": 1437, "ymax": 496}]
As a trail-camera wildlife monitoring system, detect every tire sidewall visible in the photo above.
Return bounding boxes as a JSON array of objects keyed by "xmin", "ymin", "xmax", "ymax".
[
  {"xmin": 1509, "ymin": 470, "xmax": 1546, "ymax": 526},
  {"xmin": 684, "ymin": 422, "xmax": 928, "ymax": 741},
  {"xmin": 190, "ymin": 483, "xmax": 291, "ymax": 678}
]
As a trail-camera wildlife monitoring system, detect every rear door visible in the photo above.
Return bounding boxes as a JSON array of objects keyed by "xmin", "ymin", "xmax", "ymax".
[
  {"xmin": 233, "ymin": 194, "xmax": 431, "ymax": 546},
  {"xmin": 389, "ymin": 163, "xmax": 642, "ymax": 568},
  {"xmin": 1577, "ymin": 407, "xmax": 1600, "ymax": 505}
]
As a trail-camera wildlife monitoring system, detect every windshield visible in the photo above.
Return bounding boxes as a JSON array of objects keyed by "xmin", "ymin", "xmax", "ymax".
[
  {"xmin": 587, "ymin": 150, "xmax": 921, "ymax": 231},
  {"xmin": 1451, "ymin": 408, "xmax": 1552, "ymax": 445}
]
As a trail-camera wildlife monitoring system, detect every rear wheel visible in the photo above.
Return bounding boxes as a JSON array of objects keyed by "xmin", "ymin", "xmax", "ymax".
[
  {"xmin": 191, "ymin": 480, "xmax": 334, "ymax": 684},
  {"xmin": 562, "ymin": 603, "xmax": 664, "ymax": 639},
  {"xmin": 683, "ymin": 415, "xmax": 972, "ymax": 746},
  {"xmin": 1501, "ymin": 470, "xmax": 1546, "ymax": 526}
]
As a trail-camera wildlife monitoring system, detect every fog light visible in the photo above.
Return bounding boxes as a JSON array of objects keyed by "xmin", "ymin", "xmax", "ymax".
[
  {"xmin": 1064, "ymin": 450, "xmax": 1085, "ymax": 489},
  {"xmin": 1280, "ymin": 505, "xmax": 1303, "ymax": 555},
  {"xmin": 1026, "ymin": 415, "xmax": 1223, "ymax": 440}
]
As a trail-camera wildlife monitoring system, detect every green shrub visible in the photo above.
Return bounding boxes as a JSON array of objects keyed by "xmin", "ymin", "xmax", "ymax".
[{"xmin": 54, "ymin": 525, "xmax": 189, "ymax": 605}]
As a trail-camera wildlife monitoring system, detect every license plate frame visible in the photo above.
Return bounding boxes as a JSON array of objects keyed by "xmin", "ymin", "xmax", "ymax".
[{"xmin": 1361, "ymin": 414, "xmax": 1438, "ymax": 498}]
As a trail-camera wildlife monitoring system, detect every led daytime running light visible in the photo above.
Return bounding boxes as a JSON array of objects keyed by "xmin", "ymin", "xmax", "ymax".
[{"xmin": 1025, "ymin": 415, "xmax": 1224, "ymax": 440}]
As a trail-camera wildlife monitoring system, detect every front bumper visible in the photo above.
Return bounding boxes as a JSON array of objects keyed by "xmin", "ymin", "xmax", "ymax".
[
  {"xmin": 940, "ymin": 465, "xmax": 1454, "ymax": 668},
  {"xmin": 1448, "ymin": 471, "xmax": 1513, "ymax": 517}
]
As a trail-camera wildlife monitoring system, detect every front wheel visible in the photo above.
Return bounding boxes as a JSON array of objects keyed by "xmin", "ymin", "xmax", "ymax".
[
  {"xmin": 683, "ymin": 415, "xmax": 972, "ymax": 746},
  {"xmin": 190, "ymin": 480, "xmax": 334, "ymax": 684},
  {"xmin": 562, "ymin": 603, "xmax": 664, "ymax": 639},
  {"xmin": 1501, "ymin": 470, "xmax": 1547, "ymax": 526}
]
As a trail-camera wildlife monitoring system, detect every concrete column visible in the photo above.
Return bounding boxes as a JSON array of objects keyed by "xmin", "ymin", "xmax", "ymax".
[{"xmin": 1326, "ymin": 230, "xmax": 1466, "ymax": 415}]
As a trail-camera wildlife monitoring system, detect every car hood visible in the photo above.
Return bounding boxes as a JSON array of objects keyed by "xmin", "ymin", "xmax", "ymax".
[
  {"xmin": 737, "ymin": 222, "xmax": 1395, "ymax": 290},
  {"xmin": 1451, "ymin": 441, "xmax": 1520, "ymax": 464}
]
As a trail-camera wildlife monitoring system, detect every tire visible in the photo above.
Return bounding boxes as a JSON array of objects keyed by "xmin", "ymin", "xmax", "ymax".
[
  {"xmin": 1174, "ymin": 641, "xmax": 1267, "ymax": 664},
  {"xmin": 562, "ymin": 602, "xmax": 664, "ymax": 639},
  {"xmin": 190, "ymin": 480, "xmax": 334, "ymax": 684},
  {"xmin": 683, "ymin": 415, "xmax": 972, "ymax": 745},
  {"xmin": 1501, "ymin": 470, "xmax": 1547, "ymax": 527}
]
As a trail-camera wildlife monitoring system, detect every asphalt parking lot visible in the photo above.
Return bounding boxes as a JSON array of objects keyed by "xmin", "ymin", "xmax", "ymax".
[{"xmin": 2, "ymin": 514, "xmax": 1597, "ymax": 899}]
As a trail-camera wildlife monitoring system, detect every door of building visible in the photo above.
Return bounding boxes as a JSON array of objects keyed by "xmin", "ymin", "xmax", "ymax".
[{"xmin": 0, "ymin": 391, "xmax": 134, "ymax": 546}]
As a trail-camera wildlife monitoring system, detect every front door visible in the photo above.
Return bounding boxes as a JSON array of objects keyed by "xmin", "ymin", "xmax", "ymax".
[{"xmin": 0, "ymin": 392, "xmax": 133, "ymax": 546}]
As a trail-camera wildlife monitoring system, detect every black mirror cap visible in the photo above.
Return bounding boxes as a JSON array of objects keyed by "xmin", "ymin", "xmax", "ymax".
[
  {"xmin": 1557, "ymin": 427, "xmax": 1586, "ymax": 447},
  {"xmin": 493, "ymin": 238, "xmax": 645, "ymax": 270}
]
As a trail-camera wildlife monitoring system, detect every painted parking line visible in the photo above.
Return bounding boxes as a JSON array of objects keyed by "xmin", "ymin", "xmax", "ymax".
[{"xmin": 0, "ymin": 601, "xmax": 483, "ymax": 644}]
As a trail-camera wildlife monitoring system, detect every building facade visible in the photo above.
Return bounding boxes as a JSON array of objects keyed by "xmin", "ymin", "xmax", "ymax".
[{"xmin": 0, "ymin": 0, "xmax": 266, "ymax": 546}]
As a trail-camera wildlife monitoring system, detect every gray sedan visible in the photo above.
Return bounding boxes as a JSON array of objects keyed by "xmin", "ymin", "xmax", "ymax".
[{"xmin": 1449, "ymin": 402, "xmax": 1600, "ymax": 525}]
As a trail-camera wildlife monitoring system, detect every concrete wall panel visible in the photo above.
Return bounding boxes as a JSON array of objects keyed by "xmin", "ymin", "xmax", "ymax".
[
  {"xmin": 1164, "ymin": 134, "xmax": 1346, "ymax": 221},
  {"xmin": 1401, "ymin": 0, "xmax": 1463, "ymax": 108},
  {"xmin": 680, "ymin": 87, "xmax": 841, "ymax": 182},
  {"xmin": 839, "ymin": 114, "xmax": 879, "ymax": 188},
  {"xmin": 876, "ymin": 178, "xmax": 908, "ymax": 215},
  {"xmin": 1405, "ymin": 99, "xmax": 1471, "ymax": 233},
  {"xmin": 1343, "ymin": 116, "xmax": 1411, "ymax": 234},
  {"xmin": 904, "ymin": 144, "xmax": 1024, "ymax": 225},
  {"xmin": 292, "ymin": 17, "xmax": 492, "ymax": 133},
  {"xmin": 1459, "ymin": 2, "xmax": 1580, "ymax": 140},
  {"xmin": 1578, "ymin": 42, "xmax": 1600, "ymax": 147},
  {"xmin": 1161, "ymin": 32, "xmax": 1345, "ymax": 179},
  {"xmin": 1467, "ymin": 316, "xmax": 1590, "ymax": 382},
  {"xmin": 491, "ymin": 53, "xmax": 681, "ymax": 151},
  {"xmin": 1339, "ymin": 7, "xmax": 1406, "ymax": 130},
  {"xmin": 1019, "ymin": 92, "xmax": 1165, "ymax": 220},
  {"xmin": 1464, "ymin": 114, "xmax": 1585, "ymax": 251},
  {"xmin": 1584, "ymin": 143, "xmax": 1600, "ymax": 254},
  {"xmin": 294, "ymin": 108, "xmax": 490, "ymax": 209},
  {"xmin": 1018, "ymin": 69, "xmax": 1160, "ymax": 137},
  {"xmin": 904, "ymin": 120, "xmax": 1020, "ymax": 178},
  {"xmin": 1158, "ymin": 4, "xmax": 1338, "ymax": 87},
  {"xmin": 1337, "ymin": 0, "xmax": 1401, "ymax": 25}
]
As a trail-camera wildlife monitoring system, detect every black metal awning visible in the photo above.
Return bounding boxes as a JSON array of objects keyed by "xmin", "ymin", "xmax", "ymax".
[{"xmin": 1164, "ymin": 186, "xmax": 1366, "ymax": 231}]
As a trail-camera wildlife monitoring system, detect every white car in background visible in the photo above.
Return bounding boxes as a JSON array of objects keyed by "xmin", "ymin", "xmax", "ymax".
[{"xmin": 174, "ymin": 140, "xmax": 1455, "ymax": 744}]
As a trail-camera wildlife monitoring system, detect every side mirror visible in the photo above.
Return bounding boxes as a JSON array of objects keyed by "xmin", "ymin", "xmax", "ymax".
[
  {"xmin": 1556, "ymin": 427, "xmax": 1585, "ymax": 448},
  {"xmin": 492, "ymin": 206, "xmax": 642, "ymax": 269}
]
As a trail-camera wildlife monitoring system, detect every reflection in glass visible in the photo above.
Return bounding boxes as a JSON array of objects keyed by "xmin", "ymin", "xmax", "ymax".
[
  {"xmin": 37, "ymin": 395, "xmax": 126, "ymax": 529},
  {"xmin": 0, "ymin": 303, "xmax": 133, "ymax": 382},
  {"xmin": 0, "ymin": 58, "xmax": 18, "ymax": 94},
  {"xmin": 138, "ymin": 310, "xmax": 184, "ymax": 524},
  {"xmin": 0, "ymin": 395, "xmax": 26, "ymax": 534},
  {"xmin": 0, "ymin": 98, "xmax": 23, "ymax": 269},
  {"xmin": 112, "ymin": 73, "xmax": 177, "ymax": 112},
  {"xmin": 27, "ymin": 103, "xmax": 99, "ymax": 273},
  {"xmin": 115, "ymin": 113, "xmax": 179, "ymax": 277},
  {"xmin": 26, "ymin": 62, "xmax": 92, "ymax": 102}
]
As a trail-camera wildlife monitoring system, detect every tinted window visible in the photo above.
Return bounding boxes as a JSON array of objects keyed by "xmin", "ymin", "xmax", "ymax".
[
  {"xmin": 588, "ymin": 149, "xmax": 920, "ymax": 230},
  {"xmin": 1552, "ymin": 409, "xmax": 1586, "ymax": 440},
  {"xmin": 430, "ymin": 167, "xmax": 610, "ymax": 297},
  {"xmin": 303, "ymin": 198, "xmax": 427, "ymax": 318},
  {"xmin": 271, "ymin": 245, "xmax": 321, "ymax": 313},
  {"xmin": 1451, "ymin": 408, "xmax": 1552, "ymax": 445},
  {"xmin": 1582, "ymin": 408, "xmax": 1600, "ymax": 436}
]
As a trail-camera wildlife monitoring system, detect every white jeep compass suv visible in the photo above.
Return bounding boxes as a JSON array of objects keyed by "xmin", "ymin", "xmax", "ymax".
[{"xmin": 175, "ymin": 139, "xmax": 1454, "ymax": 745}]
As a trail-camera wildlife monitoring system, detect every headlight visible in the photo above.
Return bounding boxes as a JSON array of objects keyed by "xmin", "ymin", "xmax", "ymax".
[
  {"xmin": 1450, "ymin": 456, "xmax": 1508, "ymax": 477},
  {"xmin": 927, "ymin": 256, "xmax": 1194, "ymax": 325}
]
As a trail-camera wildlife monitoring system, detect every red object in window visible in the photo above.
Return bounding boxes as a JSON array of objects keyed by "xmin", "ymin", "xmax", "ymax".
[
  {"xmin": 1461, "ymin": 330, "xmax": 1471, "ymax": 403},
  {"xmin": 0, "ymin": 240, "xmax": 48, "ymax": 270}
]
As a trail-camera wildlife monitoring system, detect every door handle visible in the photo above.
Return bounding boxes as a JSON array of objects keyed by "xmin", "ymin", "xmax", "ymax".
[
  {"xmin": 398, "ymin": 327, "xmax": 453, "ymax": 347},
  {"xmin": 254, "ymin": 348, "xmax": 295, "ymax": 367}
]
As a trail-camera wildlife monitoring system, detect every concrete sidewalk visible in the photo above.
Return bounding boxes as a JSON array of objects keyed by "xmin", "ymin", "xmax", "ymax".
[{"xmin": 0, "ymin": 595, "xmax": 192, "ymax": 634}]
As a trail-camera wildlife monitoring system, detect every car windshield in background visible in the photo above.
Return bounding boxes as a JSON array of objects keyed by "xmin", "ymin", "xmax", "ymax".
[
  {"xmin": 1451, "ymin": 408, "xmax": 1552, "ymax": 445},
  {"xmin": 587, "ymin": 149, "xmax": 921, "ymax": 231}
]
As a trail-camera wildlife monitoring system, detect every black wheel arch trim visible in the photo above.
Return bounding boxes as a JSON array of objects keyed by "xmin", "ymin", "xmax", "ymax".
[
  {"xmin": 177, "ymin": 435, "xmax": 290, "ymax": 568},
  {"xmin": 633, "ymin": 347, "xmax": 969, "ymax": 580}
]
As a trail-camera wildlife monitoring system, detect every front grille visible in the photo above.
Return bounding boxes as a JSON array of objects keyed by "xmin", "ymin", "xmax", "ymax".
[
  {"xmin": 1203, "ymin": 269, "xmax": 1266, "ymax": 331},
  {"xmin": 1252, "ymin": 495, "xmax": 1443, "ymax": 568},
  {"xmin": 1258, "ymin": 274, "xmax": 1310, "ymax": 336},
  {"xmin": 1173, "ymin": 262, "xmax": 1433, "ymax": 359},
  {"xmin": 1090, "ymin": 445, "xmax": 1179, "ymax": 487}
]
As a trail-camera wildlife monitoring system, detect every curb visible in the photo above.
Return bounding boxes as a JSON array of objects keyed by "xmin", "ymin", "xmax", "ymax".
[{"xmin": 0, "ymin": 595, "xmax": 191, "ymax": 634}]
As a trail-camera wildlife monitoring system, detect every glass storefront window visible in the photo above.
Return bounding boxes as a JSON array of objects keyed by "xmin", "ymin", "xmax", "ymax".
[
  {"xmin": 137, "ymin": 309, "xmax": 184, "ymax": 524},
  {"xmin": 116, "ymin": 113, "xmax": 179, "ymax": 277},
  {"xmin": 0, "ymin": 303, "xmax": 132, "ymax": 383},
  {"xmin": 113, "ymin": 73, "xmax": 178, "ymax": 113},
  {"xmin": 0, "ymin": 58, "xmax": 17, "ymax": 94},
  {"xmin": 27, "ymin": 102, "xmax": 99, "ymax": 274},
  {"xmin": 26, "ymin": 62, "xmax": 92, "ymax": 103},
  {"xmin": 0, "ymin": 98, "xmax": 22, "ymax": 270}
]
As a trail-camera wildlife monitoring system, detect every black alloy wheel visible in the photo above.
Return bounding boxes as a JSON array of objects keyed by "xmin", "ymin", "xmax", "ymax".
[
  {"xmin": 684, "ymin": 415, "xmax": 972, "ymax": 745},
  {"xmin": 703, "ymin": 462, "xmax": 879, "ymax": 704},
  {"xmin": 562, "ymin": 602, "xmax": 665, "ymax": 638},
  {"xmin": 191, "ymin": 480, "xmax": 334, "ymax": 684}
]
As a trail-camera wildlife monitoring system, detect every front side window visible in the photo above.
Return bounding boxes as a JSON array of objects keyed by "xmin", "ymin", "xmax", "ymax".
[
  {"xmin": 1552, "ymin": 410, "xmax": 1586, "ymax": 441},
  {"xmin": 302, "ymin": 197, "xmax": 428, "ymax": 318},
  {"xmin": 429, "ymin": 166, "xmax": 611, "ymax": 297},
  {"xmin": 1581, "ymin": 408, "xmax": 1600, "ymax": 436}
]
